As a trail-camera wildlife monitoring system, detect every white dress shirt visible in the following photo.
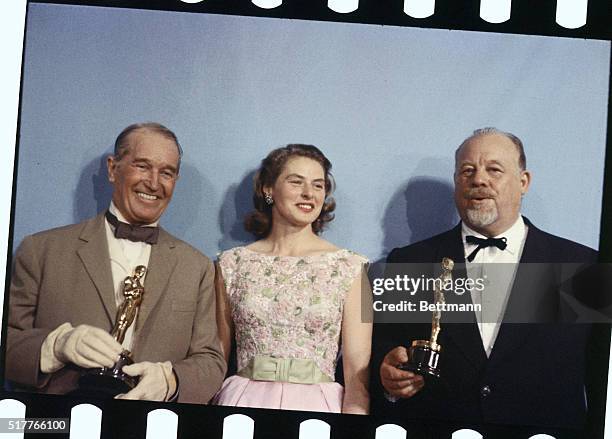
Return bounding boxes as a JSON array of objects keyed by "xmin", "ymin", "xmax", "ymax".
[
  {"xmin": 104, "ymin": 202, "xmax": 155, "ymax": 351},
  {"xmin": 462, "ymin": 216, "xmax": 528, "ymax": 356}
]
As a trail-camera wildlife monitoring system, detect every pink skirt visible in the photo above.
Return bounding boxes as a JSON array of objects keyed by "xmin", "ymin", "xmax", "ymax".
[{"xmin": 212, "ymin": 375, "xmax": 344, "ymax": 413}]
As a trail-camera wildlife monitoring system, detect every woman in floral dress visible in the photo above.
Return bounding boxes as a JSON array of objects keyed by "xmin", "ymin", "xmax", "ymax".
[{"xmin": 212, "ymin": 144, "xmax": 371, "ymax": 414}]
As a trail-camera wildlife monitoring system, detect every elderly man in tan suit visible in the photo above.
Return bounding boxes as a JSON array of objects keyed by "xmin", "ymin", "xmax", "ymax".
[{"xmin": 6, "ymin": 122, "xmax": 226, "ymax": 403}]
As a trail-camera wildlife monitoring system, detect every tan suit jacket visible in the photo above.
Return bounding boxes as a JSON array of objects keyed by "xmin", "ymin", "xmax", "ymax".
[{"xmin": 6, "ymin": 214, "xmax": 226, "ymax": 403}]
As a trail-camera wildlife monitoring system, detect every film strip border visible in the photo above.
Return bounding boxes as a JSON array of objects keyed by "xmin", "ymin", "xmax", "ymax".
[
  {"xmin": 0, "ymin": 397, "xmax": 569, "ymax": 439},
  {"xmin": 193, "ymin": 0, "xmax": 588, "ymax": 28},
  {"xmin": 0, "ymin": 2, "xmax": 610, "ymax": 439},
  {"xmin": 29, "ymin": 0, "xmax": 612, "ymax": 40}
]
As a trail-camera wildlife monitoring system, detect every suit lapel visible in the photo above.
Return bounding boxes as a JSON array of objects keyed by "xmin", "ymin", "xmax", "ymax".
[
  {"xmin": 76, "ymin": 214, "xmax": 116, "ymax": 325},
  {"xmin": 136, "ymin": 228, "xmax": 177, "ymax": 331},
  {"xmin": 436, "ymin": 225, "xmax": 488, "ymax": 370},
  {"xmin": 488, "ymin": 218, "xmax": 547, "ymax": 363},
  {"xmin": 433, "ymin": 225, "xmax": 466, "ymax": 268}
]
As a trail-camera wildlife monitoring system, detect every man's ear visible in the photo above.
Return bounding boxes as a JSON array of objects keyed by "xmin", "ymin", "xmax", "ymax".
[
  {"xmin": 107, "ymin": 155, "xmax": 117, "ymax": 183},
  {"xmin": 520, "ymin": 170, "xmax": 531, "ymax": 195}
]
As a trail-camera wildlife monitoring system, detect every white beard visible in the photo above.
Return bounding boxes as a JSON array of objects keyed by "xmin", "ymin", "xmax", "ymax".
[{"xmin": 465, "ymin": 205, "xmax": 498, "ymax": 228}]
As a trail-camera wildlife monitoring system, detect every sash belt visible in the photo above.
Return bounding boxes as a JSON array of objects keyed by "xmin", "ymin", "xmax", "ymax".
[{"xmin": 237, "ymin": 355, "xmax": 333, "ymax": 384}]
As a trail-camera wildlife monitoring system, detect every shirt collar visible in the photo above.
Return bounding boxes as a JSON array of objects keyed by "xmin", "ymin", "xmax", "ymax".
[{"xmin": 461, "ymin": 216, "xmax": 527, "ymax": 256}]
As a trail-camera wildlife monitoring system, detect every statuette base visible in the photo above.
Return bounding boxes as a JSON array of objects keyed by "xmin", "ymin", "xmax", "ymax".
[
  {"xmin": 74, "ymin": 350, "xmax": 138, "ymax": 398},
  {"xmin": 400, "ymin": 339, "xmax": 441, "ymax": 378}
]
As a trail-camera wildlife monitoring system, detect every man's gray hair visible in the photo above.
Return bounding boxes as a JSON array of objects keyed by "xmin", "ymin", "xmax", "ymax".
[
  {"xmin": 113, "ymin": 122, "xmax": 183, "ymax": 172},
  {"xmin": 455, "ymin": 127, "xmax": 526, "ymax": 171}
]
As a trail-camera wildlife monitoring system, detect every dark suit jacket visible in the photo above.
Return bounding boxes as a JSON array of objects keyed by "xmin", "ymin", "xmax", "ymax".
[
  {"xmin": 371, "ymin": 217, "xmax": 597, "ymax": 428},
  {"xmin": 6, "ymin": 214, "xmax": 227, "ymax": 403}
]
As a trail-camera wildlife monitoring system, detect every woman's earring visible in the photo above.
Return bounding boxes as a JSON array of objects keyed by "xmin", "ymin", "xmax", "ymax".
[{"xmin": 264, "ymin": 193, "xmax": 274, "ymax": 205}]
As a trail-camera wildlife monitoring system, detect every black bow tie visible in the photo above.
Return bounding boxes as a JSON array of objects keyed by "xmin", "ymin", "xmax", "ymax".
[
  {"xmin": 465, "ymin": 235, "xmax": 507, "ymax": 262},
  {"xmin": 105, "ymin": 211, "xmax": 159, "ymax": 244}
]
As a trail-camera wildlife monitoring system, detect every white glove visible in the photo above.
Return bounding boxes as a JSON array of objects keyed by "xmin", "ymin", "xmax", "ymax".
[
  {"xmin": 53, "ymin": 324, "xmax": 123, "ymax": 369},
  {"xmin": 115, "ymin": 361, "xmax": 176, "ymax": 401}
]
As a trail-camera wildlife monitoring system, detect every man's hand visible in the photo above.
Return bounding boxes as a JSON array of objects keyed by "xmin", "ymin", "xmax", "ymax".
[
  {"xmin": 380, "ymin": 346, "xmax": 425, "ymax": 398},
  {"xmin": 115, "ymin": 361, "xmax": 176, "ymax": 401},
  {"xmin": 54, "ymin": 324, "xmax": 123, "ymax": 369}
]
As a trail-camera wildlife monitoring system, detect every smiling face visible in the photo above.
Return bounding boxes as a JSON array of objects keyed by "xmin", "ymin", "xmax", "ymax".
[
  {"xmin": 266, "ymin": 156, "xmax": 326, "ymax": 231},
  {"xmin": 454, "ymin": 133, "xmax": 531, "ymax": 237},
  {"xmin": 107, "ymin": 129, "xmax": 180, "ymax": 225}
]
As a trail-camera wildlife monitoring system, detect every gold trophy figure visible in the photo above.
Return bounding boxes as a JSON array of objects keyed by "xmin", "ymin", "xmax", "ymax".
[
  {"xmin": 111, "ymin": 265, "xmax": 146, "ymax": 343},
  {"xmin": 402, "ymin": 257, "xmax": 454, "ymax": 378},
  {"xmin": 77, "ymin": 265, "xmax": 147, "ymax": 397}
]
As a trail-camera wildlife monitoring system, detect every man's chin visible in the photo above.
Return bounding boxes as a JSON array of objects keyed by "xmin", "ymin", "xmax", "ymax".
[
  {"xmin": 131, "ymin": 210, "xmax": 165, "ymax": 225},
  {"xmin": 465, "ymin": 208, "xmax": 498, "ymax": 228}
]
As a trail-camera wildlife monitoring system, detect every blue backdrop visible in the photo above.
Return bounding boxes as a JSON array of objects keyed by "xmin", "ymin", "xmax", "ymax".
[{"xmin": 13, "ymin": 4, "xmax": 611, "ymax": 263}]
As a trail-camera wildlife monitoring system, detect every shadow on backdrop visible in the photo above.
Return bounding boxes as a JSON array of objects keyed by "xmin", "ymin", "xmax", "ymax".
[
  {"xmin": 162, "ymin": 162, "xmax": 209, "ymax": 240},
  {"xmin": 371, "ymin": 177, "xmax": 458, "ymax": 278},
  {"xmin": 74, "ymin": 153, "xmax": 113, "ymax": 223},
  {"xmin": 382, "ymin": 176, "xmax": 457, "ymax": 254},
  {"xmin": 218, "ymin": 169, "xmax": 257, "ymax": 251}
]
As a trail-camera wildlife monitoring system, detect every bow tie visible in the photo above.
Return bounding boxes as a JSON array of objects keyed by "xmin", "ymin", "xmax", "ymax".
[
  {"xmin": 105, "ymin": 211, "xmax": 159, "ymax": 244},
  {"xmin": 465, "ymin": 235, "xmax": 507, "ymax": 262}
]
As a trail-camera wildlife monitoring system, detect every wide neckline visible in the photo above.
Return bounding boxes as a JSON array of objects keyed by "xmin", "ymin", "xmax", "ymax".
[{"xmin": 239, "ymin": 246, "xmax": 347, "ymax": 259}]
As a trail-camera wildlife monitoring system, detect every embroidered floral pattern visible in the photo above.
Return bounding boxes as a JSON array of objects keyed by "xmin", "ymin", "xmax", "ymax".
[{"xmin": 219, "ymin": 247, "xmax": 367, "ymax": 379}]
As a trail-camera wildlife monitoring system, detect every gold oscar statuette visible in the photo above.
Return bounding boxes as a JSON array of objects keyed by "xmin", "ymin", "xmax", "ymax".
[
  {"xmin": 401, "ymin": 257, "xmax": 454, "ymax": 378},
  {"xmin": 76, "ymin": 265, "xmax": 147, "ymax": 397}
]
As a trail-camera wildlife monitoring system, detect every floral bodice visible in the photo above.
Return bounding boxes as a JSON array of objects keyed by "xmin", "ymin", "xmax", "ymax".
[{"xmin": 219, "ymin": 246, "xmax": 368, "ymax": 380}]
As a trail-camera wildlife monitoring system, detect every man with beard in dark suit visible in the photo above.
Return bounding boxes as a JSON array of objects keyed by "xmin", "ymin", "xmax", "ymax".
[{"xmin": 371, "ymin": 128, "xmax": 599, "ymax": 430}]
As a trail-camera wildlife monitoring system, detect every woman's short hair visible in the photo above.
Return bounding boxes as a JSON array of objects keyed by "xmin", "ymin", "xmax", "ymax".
[{"xmin": 245, "ymin": 144, "xmax": 336, "ymax": 238}]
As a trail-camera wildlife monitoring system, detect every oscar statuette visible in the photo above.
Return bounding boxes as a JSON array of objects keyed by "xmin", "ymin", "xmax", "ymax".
[
  {"xmin": 76, "ymin": 265, "xmax": 147, "ymax": 397},
  {"xmin": 401, "ymin": 257, "xmax": 454, "ymax": 378}
]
